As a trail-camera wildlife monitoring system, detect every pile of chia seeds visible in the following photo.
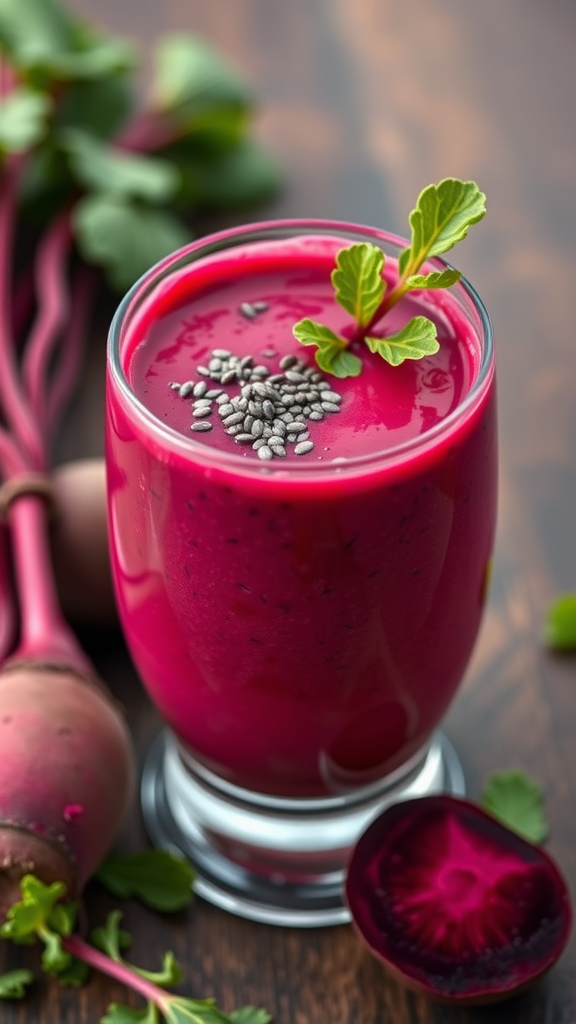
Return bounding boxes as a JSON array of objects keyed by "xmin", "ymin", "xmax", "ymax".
[{"xmin": 169, "ymin": 346, "xmax": 342, "ymax": 461}]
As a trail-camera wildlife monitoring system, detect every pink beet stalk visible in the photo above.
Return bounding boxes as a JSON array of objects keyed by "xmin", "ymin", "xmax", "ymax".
[
  {"xmin": 63, "ymin": 934, "xmax": 171, "ymax": 1008},
  {"xmin": 22, "ymin": 210, "xmax": 72, "ymax": 440},
  {"xmin": 46, "ymin": 264, "xmax": 96, "ymax": 442},
  {"xmin": 6, "ymin": 494, "xmax": 93, "ymax": 675},
  {"xmin": 0, "ymin": 155, "xmax": 44, "ymax": 468},
  {"xmin": 0, "ymin": 526, "xmax": 16, "ymax": 664}
]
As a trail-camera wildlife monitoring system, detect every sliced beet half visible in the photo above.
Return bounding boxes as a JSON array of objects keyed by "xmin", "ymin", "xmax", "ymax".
[{"xmin": 345, "ymin": 795, "xmax": 572, "ymax": 1005}]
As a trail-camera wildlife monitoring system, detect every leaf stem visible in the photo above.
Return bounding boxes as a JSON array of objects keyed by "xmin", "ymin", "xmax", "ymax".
[
  {"xmin": 351, "ymin": 273, "xmax": 411, "ymax": 343},
  {"xmin": 62, "ymin": 934, "xmax": 169, "ymax": 1011}
]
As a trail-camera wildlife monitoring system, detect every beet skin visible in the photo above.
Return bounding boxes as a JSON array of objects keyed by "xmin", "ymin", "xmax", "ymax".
[{"xmin": 0, "ymin": 665, "xmax": 135, "ymax": 920}]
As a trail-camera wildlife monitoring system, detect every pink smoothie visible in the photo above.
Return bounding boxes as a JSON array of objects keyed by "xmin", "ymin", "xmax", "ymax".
[{"xmin": 106, "ymin": 228, "xmax": 497, "ymax": 797}]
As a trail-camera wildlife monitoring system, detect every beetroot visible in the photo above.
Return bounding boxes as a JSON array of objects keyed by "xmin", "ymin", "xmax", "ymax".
[
  {"xmin": 345, "ymin": 795, "xmax": 572, "ymax": 1005},
  {"xmin": 0, "ymin": 665, "xmax": 134, "ymax": 920}
]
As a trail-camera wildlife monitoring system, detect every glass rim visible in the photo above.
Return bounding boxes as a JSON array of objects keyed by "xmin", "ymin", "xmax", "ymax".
[{"xmin": 107, "ymin": 217, "xmax": 495, "ymax": 480}]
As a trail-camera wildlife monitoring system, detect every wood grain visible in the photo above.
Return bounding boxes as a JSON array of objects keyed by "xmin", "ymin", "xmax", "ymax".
[{"xmin": 2, "ymin": 0, "xmax": 576, "ymax": 1020}]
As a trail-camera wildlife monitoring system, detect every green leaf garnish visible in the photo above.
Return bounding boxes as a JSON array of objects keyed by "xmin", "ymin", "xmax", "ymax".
[
  {"xmin": 365, "ymin": 317, "xmax": 439, "ymax": 367},
  {"xmin": 331, "ymin": 242, "xmax": 386, "ymax": 327},
  {"xmin": 402, "ymin": 178, "xmax": 486, "ymax": 271},
  {"xmin": 0, "ymin": 968, "xmax": 34, "ymax": 999},
  {"xmin": 405, "ymin": 267, "xmax": 461, "ymax": 290},
  {"xmin": 545, "ymin": 593, "xmax": 576, "ymax": 651},
  {"xmin": 481, "ymin": 770, "xmax": 549, "ymax": 844},
  {"xmin": 0, "ymin": 88, "xmax": 51, "ymax": 153},
  {"xmin": 293, "ymin": 319, "xmax": 362, "ymax": 378},
  {"xmin": 95, "ymin": 849, "xmax": 195, "ymax": 912},
  {"xmin": 293, "ymin": 178, "xmax": 485, "ymax": 377}
]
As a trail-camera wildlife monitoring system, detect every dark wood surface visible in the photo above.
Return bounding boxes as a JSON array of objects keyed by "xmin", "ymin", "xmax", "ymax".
[{"xmin": 3, "ymin": 1, "xmax": 576, "ymax": 1020}]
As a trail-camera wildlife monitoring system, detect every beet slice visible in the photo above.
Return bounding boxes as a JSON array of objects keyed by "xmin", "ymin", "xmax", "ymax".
[{"xmin": 345, "ymin": 795, "xmax": 572, "ymax": 1004}]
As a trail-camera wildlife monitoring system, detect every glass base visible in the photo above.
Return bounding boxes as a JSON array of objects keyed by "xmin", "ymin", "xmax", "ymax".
[{"xmin": 141, "ymin": 729, "xmax": 465, "ymax": 927}]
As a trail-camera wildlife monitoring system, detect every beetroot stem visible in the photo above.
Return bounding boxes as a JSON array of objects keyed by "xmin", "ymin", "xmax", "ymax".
[
  {"xmin": 7, "ymin": 494, "xmax": 93, "ymax": 675},
  {"xmin": 62, "ymin": 933, "xmax": 170, "ymax": 1010},
  {"xmin": 0, "ymin": 525, "xmax": 16, "ymax": 665},
  {"xmin": 46, "ymin": 264, "xmax": 96, "ymax": 443},
  {"xmin": 0, "ymin": 155, "xmax": 44, "ymax": 468},
  {"xmin": 116, "ymin": 109, "xmax": 179, "ymax": 153},
  {"xmin": 22, "ymin": 210, "xmax": 72, "ymax": 440}
]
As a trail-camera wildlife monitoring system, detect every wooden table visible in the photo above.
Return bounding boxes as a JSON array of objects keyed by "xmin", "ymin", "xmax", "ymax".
[{"xmin": 3, "ymin": 0, "xmax": 576, "ymax": 1020}]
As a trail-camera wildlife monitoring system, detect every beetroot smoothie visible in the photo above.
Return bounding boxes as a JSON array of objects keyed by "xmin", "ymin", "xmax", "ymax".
[{"xmin": 106, "ymin": 224, "xmax": 496, "ymax": 798}]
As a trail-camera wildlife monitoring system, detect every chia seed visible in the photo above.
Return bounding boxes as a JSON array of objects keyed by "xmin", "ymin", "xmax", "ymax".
[
  {"xmin": 172, "ymin": 342, "xmax": 343, "ymax": 460},
  {"xmin": 294, "ymin": 440, "xmax": 314, "ymax": 455},
  {"xmin": 221, "ymin": 369, "xmax": 238, "ymax": 384}
]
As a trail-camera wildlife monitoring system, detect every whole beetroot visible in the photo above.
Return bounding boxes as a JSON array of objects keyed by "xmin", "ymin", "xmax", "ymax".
[
  {"xmin": 0, "ymin": 491, "xmax": 135, "ymax": 921},
  {"xmin": 0, "ymin": 665, "xmax": 134, "ymax": 920}
]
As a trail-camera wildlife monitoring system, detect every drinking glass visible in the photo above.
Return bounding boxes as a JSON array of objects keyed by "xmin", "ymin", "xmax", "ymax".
[{"xmin": 105, "ymin": 220, "xmax": 496, "ymax": 926}]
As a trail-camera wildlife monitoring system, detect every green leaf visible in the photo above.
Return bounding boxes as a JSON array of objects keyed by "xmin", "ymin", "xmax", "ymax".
[
  {"xmin": 56, "ymin": 956, "xmax": 90, "ymax": 988},
  {"xmin": 331, "ymin": 243, "xmax": 386, "ymax": 327},
  {"xmin": 164, "ymin": 997, "xmax": 233, "ymax": 1024},
  {"xmin": 0, "ymin": 0, "xmax": 75, "ymax": 67},
  {"xmin": 103, "ymin": 1004, "xmax": 158, "ymax": 1024},
  {"xmin": 92, "ymin": 913, "xmax": 183, "ymax": 988},
  {"xmin": 91, "ymin": 910, "xmax": 132, "ymax": 963},
  {"xmin": 293, "ymin": 319, "xmax": 362, "ymax": 378},
  {"xmin": 179, "ymin": 140, "xmax": 281, "ymax": 212},
  {"xmin": 229, "ymin": 1009, "xmax": 272, "ymax": 1024},
  {"xmin": 62, "ymin": 129, "xmax": 179, "ymax": 203},
  {"xmin": 0, "ymin": 88, "xmax": 51, "ymax": 153},
  {"xmin": 405, "ymin": 267, "xmax": 461, "ymax": 290},
  {"xmin": 38, "ymin": 926, "xmax": 71, "ymax": 975},
  {"xmin": 134, "ymin": 951, "xmax": 183, "ymax": 988},
  {"xmin": 151, "ymin": 36, "xmax": 252, "ymax": 131},
  {"xmin": 73, "ymin": 195, "xmax": 192, "ymax": 292},
  {"xmin": 54, "ymin": 76, "xmax": 134, "ymax": 140},
  {"xmin": 0, "ymin": 969, "xmax": 34, "ymax": 999},
  {"xmin": 403, "ymin": 178, "xmax": 486, "ymax": 272},
  {"xmin": 0, "ymin": 0, "xmax": 134, "ymax": 82},
  {"xmin": 481, "ymin": 770, "xmax": 549, "ymax": 844},
  {"xmin": 545, "ymin": 593, "xmax": 576, "ymax": 651},
  {"xmin": 365, "ymin": 316, "xmax": 439, "ymax": 367},
  {"xmin": 47, "ymin": 899, "xmax": 77, "ymax": 937},
  {"xmin": 95, "ymin": 849, "xmax": 195, "ymax": 912},
  {"xmin": 0, "ymin": 875, "xmax": 67, "ymax": 942}
]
